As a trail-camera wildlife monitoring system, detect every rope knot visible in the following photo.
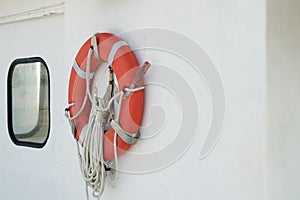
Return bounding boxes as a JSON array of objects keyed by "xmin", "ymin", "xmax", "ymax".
[{"xmin": 95, "ymin": 109, "xmax": 110, "ymax": 124}]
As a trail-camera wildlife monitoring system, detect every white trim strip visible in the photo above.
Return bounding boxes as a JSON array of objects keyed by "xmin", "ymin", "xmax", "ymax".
[
  {"xmin": 108, "ymin": 41, "xmax": 128, "ymax": 66},
  {"xmin": 0, "ymin": 2, "xmax": 65, "ymax": 25},
  {"xmin": 73, "ymin": 61, "xmax": 94, "ymax": 79}
]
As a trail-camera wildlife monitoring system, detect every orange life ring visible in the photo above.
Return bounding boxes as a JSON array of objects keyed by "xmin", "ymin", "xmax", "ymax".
[{"xmin": 68, "ymin": 33, "xmax": 144, "ymax": 160}]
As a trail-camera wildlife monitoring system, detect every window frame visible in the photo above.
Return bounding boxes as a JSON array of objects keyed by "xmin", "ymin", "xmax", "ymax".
[{"xmin": 7, "ymin": 57, "xmax": 50, "ymax": 148}]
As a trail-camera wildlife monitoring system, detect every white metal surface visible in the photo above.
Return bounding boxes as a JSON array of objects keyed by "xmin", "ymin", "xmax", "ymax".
[
  {"xmin": 0, "ymin": 0, "xmax": 285, "ymax": 199},
  {"xmin": 0, "ymin": 12, "xmax": 66, "ymax": 200}
]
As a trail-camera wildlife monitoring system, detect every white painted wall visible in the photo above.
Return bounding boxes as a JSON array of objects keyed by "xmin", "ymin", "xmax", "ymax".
[
  {"xmin": 65, "ymin": 0, "xmax": 266, "ymax": 199},
  {"xmin": 0, "ymin": 0, "xmax": 267, "ymax": 200},
  {"xmin": 0, "ymin": 13, "xmax": 67, "ymax": 200},
  {"xmin": 266, "ymin": 0, "xmax": 300, "ymax": 199}
]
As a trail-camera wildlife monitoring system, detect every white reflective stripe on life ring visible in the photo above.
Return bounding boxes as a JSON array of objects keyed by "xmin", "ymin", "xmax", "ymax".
[
  {"xmin": 78, "ymin": 124, "xmax": 89, "ymax": 145},
  {"xmin": 108, "ymin": 41, "xmax": 128, "ymax": 66},
  {"xmin": 73, "ymin": 60, "xmax": 95, "ymax": 79}
]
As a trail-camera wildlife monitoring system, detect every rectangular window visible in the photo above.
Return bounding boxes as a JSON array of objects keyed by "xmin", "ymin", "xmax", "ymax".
[{"xmin": 7, "ymin": 57, "xmax": 50, "ymax": 148}]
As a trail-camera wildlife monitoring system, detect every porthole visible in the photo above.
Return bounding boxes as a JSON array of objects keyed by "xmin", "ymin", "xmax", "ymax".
[{"xmin": 7, "ymin": 57, "xmax": 50, "ymax": 148}]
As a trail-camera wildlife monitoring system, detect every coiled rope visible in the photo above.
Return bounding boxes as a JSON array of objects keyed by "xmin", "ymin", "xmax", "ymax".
[{"xmin": 66, "ymin": 44, "xmax": 148, "ymax": 200}]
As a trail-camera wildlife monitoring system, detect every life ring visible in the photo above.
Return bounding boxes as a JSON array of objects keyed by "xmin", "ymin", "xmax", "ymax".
[{"xmin": 68, "ymin": 33, "xmax": 146, "ymax": 160}]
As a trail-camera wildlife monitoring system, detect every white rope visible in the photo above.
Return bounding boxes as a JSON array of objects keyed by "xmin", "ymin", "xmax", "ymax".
[
  {"xmin": 86, "ymin": 48, "xmax": 96, "ymax": 104},
  {"xmin": 68, "ymin": 48, "xmax": 95, "ymax": 122},
  {"xmin": 78, "ymin": 85, "xmax": 143, "ymax": 200},
  {"xmin": 124, "ymin": 86, "xmax": 145, "ymax": 93},
  {"xmin": 66, "ymin": 45, "xmax": 146, "ymax": 200},
  {"xmin": 80, "ymin": 48, "xmax": 107, "ymax": 200}
]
